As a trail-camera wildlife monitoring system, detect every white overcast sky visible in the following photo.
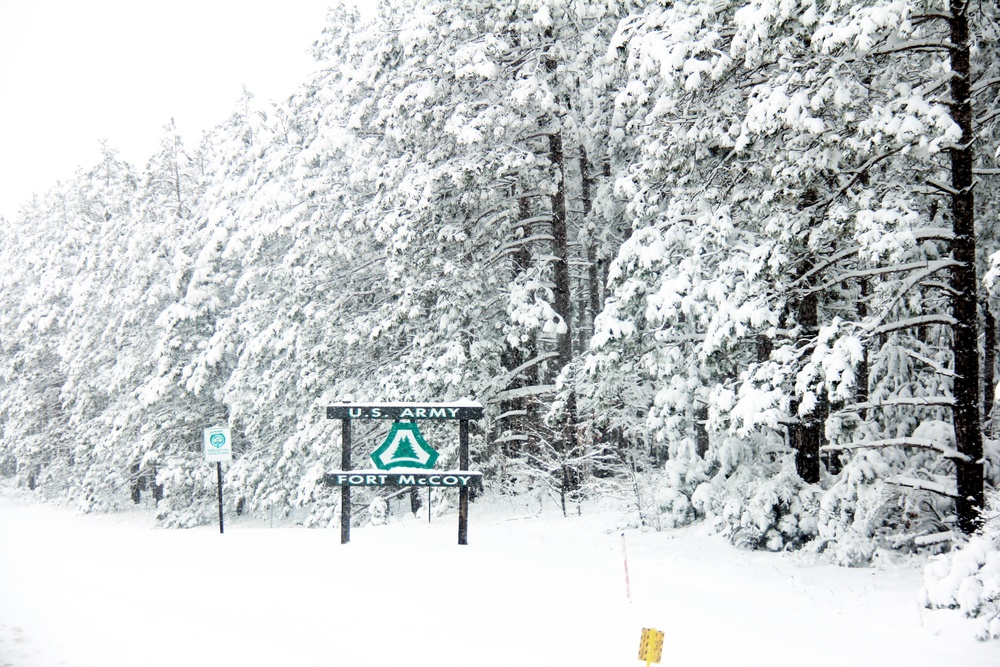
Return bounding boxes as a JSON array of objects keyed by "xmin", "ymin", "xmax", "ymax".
[{"xmin": 0, "ymin": 0, "xmax": 375, "ymax": 219}]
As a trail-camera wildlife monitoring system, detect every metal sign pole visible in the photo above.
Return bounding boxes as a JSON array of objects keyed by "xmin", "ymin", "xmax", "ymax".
[
  {"xmin": 341, "ymin": 417, "xmax": 352, "ymax": 544},
  {"xmin": 458, "ymin": 418, "xmax": 469, "ymax": 545},
  {"xmin": 216, "ymin": 461, "xmax": 224, "ymax": 534},
  {"xmin": 204, "ymin": 426, "xmax": 232, "ymax": 535}
]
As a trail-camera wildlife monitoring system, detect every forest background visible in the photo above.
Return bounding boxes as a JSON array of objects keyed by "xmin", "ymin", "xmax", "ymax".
[{"xmin": 1, "ymin": 0, "xmax": 999, "ymax": 638}]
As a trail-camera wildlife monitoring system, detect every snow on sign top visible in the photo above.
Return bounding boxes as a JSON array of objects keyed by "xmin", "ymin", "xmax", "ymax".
[{"xmin": 327, "ymin": 401, "xmax": 484, "ymax": 420}]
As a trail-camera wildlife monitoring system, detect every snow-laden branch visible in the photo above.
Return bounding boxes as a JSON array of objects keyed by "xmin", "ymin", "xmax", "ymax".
[
  {"xmin": 919, "ymin": 279, "xmax": 959, "ymax": 297},
  {"xmin": 910, "ymin": 12, "xmax": 954, "ymax": 24},
  {"xmin": 512, "ymin": 214, "xmax": 554, "ymax": 227},
  {"xmin": 805, "ymin": 255, "xmax": 957, "ymax": 299},
  {"xmin": 860, "ymin": 259, "xmax": 960, "ymax": 333},
  {"xmin": 889, "ymin": 476, "xmax": 959, "ymax": 498},
  {"xmin": 902, "ymin": 347, "xmax": 956, "ymax": 377},
  {"xmin": 869, "ymin": 313, "xmax": 958, "ymax": 337},
  {"xmin": 493, "ymin": 433, "xmax": 530, "ymax": 445},
  {"xmin": 507, "ymin": 233, "xmax": 557, "ymax": 248},
  {"xmin": 912, "ymin": 531, "xmax": 957, "ymax": 546},
  {"xmin": 838, "ymin": 395, "xmax": 956, "ymax": 411},
  {"xmin": 496, "ymin": 409, "xmax": 528, "ymax": 421},
  {"xmin": 805, "ymin": 148, "xmax": 904, "ymax": 212},
  {"xmin": 972, "ymin": 76, "xmax": 1000, "ymax": 95},
  {"xmin": 925, "ymin": 178, "xmax": 960, "ymax": 196},
  {"xmin": 493, "ymin": 352, "xmax": 560, "ymax": 390},
  {"xmin": 487, "ymin": 233, "xmax": 557, "ymax": 265},
  {"xmin": 853, "ymin": 258, "xmax": 959, "ymax": 282},
  {"xmin": 974, "ymin": 107, "xmax": 1000, "ymax": 128},
  {"xmin": 788, "ymin": 246, "xmax": 858, "ymax": 290},
  {"xmin": 820, "ymin": 437, "xmax": 970, "ymax": 462},
  {"xmin": 647, "ymin": 333, "xmax": 706, "ymax": 345},
  {"xmin": 913, "ymin": 227, "xmax": 956, "ymax": 242},
  {"xmin": 493, "ymin": 384, "xmax": 557, "ymax": 402},
  {"xmin": 868, "ymin": 39, "xmax": 956, "ymax": 58}
]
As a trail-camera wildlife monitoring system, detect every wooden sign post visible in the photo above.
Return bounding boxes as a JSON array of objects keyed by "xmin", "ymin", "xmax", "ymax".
[{"xmin": 325, "ymin": 401, "xmax": 484, "ymax": 545}]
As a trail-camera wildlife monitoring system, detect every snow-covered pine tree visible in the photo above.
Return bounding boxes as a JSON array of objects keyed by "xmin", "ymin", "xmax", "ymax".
[
  {"xmin": 582, "ymin": 0, "xmax": 996, "ymax": 551},
  {"xmin": 0, "ymin": 184, "xmax": 79, "ymax": 498}
]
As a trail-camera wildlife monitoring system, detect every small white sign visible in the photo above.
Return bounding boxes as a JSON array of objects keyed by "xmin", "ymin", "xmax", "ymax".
[{"xmin": 204, "ymin": 427, "xmax": 232, "ymax": 463}]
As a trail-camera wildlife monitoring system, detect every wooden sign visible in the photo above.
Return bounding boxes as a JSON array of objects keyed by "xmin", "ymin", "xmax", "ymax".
[
  {"xmin": 324, "ymin": 471, "xmax": 482, "ymax": 487},
  {"xmin": 327, "ymin": 402, "xmax": 484, "ymax": 420},
  {"xmin": 328, "ymin": 401, "xmax": 483, "ymax": 545}
]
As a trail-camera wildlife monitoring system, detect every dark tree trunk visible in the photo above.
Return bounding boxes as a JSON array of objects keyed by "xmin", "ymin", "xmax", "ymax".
[
  {"xmin": 948, "ymin": 0, "xmax": 985, "ymax": 534},
  {"xmin": 130, "ymin": 463, "xmax": 142, "ymax": 504},
  {"xmin": 581, "ymin": 149, "xmax": 602, "ymax": 348},
  {"xmin": 497, "ymin": 195, "xmax": 540, "ymax": 459},
  {"xmin": 409, "ymin": 485, "xmax": 422, "ymax": 516},
  {"xmin": 791, "ymin": 271, "xmax": 822, "ymax": 484},
  {"xmin": 982, "ymin": 305, "xmax": 995, "ymax": 436},
  {"xmin": 856, "ymin": 278, "xmax": 870, "ymax": 422},
  {"xmin": 694, "ymin": 402, "xmax": 709, "ymax": 458},
  {"xmin": 152, "ymin": 471, "xmax": 163, "ymax": 504},
  {"xmin": 549, "ymin": 131, "xmax": 573, "ymax": 370},
  {"xmin": 790, "ymin": 403, "xmax": 822, "ymax": 484}
]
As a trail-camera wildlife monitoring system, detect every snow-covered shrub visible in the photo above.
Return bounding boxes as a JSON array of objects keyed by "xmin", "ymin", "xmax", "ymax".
[
  {"xmin": 155, "ymin": 498, "xmax": 218, "ymax": 529},
  {"xmin": 816, "ymin": 420, "xmax": 1000, "ymax": 566},
  {"xmin": 816, "ymin": 442, "xmax": 962, "ymax": 566},
  {"xmin": 301, "ymin": 491, "xmax": 342, "ymax": 529},
  {"xmin": 921, "ymin": 491, "xmax": 1000, "ymax": 640},
  {"xmin": 626, "ymin": 463, "xmax": 703, "ymax": 530},
  {"xmin": 817, "ymin": 450, "xmax": 907, "ymax": 565},
  {"xmin": 694, "ymin": 456, "xmax": 820, "ymax": 552},
  {"xmin": 367, "ymin": 496, "xmax": 389, "ymax": 526},
  {"xmin": 153, "ymin": 456, "xmax": 221, "ymax": 528}
]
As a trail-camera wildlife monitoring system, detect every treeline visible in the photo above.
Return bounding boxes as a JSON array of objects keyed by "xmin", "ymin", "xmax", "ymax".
[{"xmin": 1, "ymin": 0, "xmax": 998, "ymax": 565}]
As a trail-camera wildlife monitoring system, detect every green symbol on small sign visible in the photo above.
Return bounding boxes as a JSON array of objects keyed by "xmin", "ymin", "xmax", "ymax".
[
  {"xmin": 209, "ymin": 433, "xmax": 226, "ymax": 448},
  {"xmin": 370, "ymin": 422, "xmax": 439, "ymax": 470}
]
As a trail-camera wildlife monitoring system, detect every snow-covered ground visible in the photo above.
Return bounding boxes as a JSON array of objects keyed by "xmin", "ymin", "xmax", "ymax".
[{"xmin": 0, "ymin": 491, "xmax": 996, "ymax": 667}]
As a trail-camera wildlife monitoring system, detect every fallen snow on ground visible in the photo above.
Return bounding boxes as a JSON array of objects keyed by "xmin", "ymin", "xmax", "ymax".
[{"xmin": 0, "ymin": 492, "xmax": 997, "ymax": 667}]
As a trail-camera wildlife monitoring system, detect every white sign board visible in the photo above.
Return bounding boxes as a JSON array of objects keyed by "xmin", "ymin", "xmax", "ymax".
[{"xmin": 204, "ymin": 427, "xmax": 232, "ymax": 463}]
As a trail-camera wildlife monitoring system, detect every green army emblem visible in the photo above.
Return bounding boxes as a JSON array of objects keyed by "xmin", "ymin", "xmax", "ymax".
[{"xmin": 370, "ymin": 422, "xmax": 439, "ymax": 470}]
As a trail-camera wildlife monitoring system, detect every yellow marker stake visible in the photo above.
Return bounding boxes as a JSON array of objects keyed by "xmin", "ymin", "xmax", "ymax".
[{"xmin": 638, "ymin": 628, "xmax": 664, "ymax": 665}]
